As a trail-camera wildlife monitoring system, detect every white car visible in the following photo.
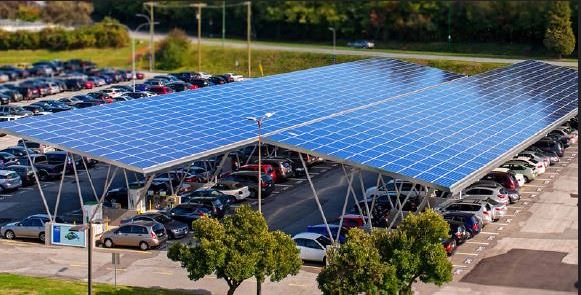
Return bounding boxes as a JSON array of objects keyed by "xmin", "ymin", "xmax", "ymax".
[
  {"xmin": 196, "ymin": 72, "xmax": 212, "ymax": 79},
  {"xmin": 99, "ymin": 88, "xmax": 127, "ymax": 98},
  {"xmin": 365, "ymin": 179, "xmax": 426, "ymax": 200},
  {"xmin": 493, "ymin": 167, "xmax": 525, "ymax": 187},
  {"xmin": 292, "ymin": 232, "xmax": 331, "ymax": 263},
  {"xmin": 46, "ymin": 82, "xmax": 61, "ymax": 95},
  {"xmin": 462, "ymin": 186, "xmax": 510, "ymax": 205},
  {"xmin": 512, "ymin": 157, "xmax": 545, "ymax": 175},
  {"xmin": 210, "ymin": 181, "xmax": 250, "ymax": 201},
  {"xmin": 518, "ymin": 151, "xmax": 550, "ymax": 168}
]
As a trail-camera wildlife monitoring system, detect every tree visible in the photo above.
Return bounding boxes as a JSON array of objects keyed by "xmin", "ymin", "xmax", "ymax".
[
  {"xmin": 167, "ymin": 205, "xmax": 302, "ymax": 295},
  {"xmin": 543, "ymin": 1, "xmax": 576, "ymax": 58},
  {"xmin": 41, "ymin": 1, "xmax": 93, "ymax": 26},
  {"xmin": 156, "ymin": 29, "xmax": 191, "ymax": 70},
  {"xmin": 318, "ymin": 228, "xmax": 399, "ymax": 295},
  {"xmin": 373, "ymin": 209, "xmax": 452, "ymax": 295}
]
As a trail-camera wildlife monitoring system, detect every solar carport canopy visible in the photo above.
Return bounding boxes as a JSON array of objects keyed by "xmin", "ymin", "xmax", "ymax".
[
  {"xmin": 0, "ymin": 58, "xmax": 461, "ymax": 173},
  {"xmin": 267, "ymin": 60, "xmax": 578, "ymax": 193},
  {"xmin": 0, "ymin": 59, "xmax": 576, "ymax": 193}
]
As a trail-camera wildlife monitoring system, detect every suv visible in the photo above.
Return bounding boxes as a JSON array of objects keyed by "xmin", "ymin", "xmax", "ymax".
[
  {"xmin": 437, "ymin": 199, "xmax": 492, "ymax": 225},
  {"xmin": 167, "ymin": 204, "xmax": 211, "ymax": 228},
  {"xmin": 462, "ymin": 186, "xmax": 509, "ymax": 205},
  {"xmin": 100, "ymin": 221, "xmax": 167, "ymax": 250},
  {"xmin": 1, "ymin": 214, "xmax": 63, "ymax": 242},
  {"xmin": 222, "ymin": 171, "xmax": 275, "ymax": 198},
  {"xmin": 481, "ymin": 170, "xmax": 520, "ymax": 190},
  {"xmin": 121, "ymin": 213, "xmax": 188, "ymax": 240},
  {"xmin": 442, "ymin": 212, "xmax": 482, "ymax": 238},
  {"xmin": 0, "ymin": 170, "xmax": 22, "ymax": 192},
  {"xmin": 533, "ymin": 139, "xmax": 564, "ymax": 157},
  {"xmin": 180, "ymin": 189, "xmax": 231, "ymax": 218},
  {"xmin": 468, "ymin": 179, "xmax": 520, "ymax": 204},
  {"xmin": 4, "ymin": 165, "xmax": 34, "ymax": 186}
]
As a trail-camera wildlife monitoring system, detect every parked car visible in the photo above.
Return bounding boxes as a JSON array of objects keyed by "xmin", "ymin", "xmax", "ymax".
[
  {"xmin": 500, "ymin": 162, "xmax": 536, "ymax": 182},
  {"xmin": 0, "ymin": 152, "xmax": 20, "ymax": 167},
  {"xmin": 306, "ymin": 223, "xmax": 347, "ymax": 244},
  {"xmin": 252, "ymin": 158, "xmax": 295, "ymax": 180},
  {"xmin": 148, "ymin": 85, "xmax": 174, "ymax": 95},
  {"xmin": 533, "ymin": 138, "xmax": 564, "ymax": 157},
  {"xmin": 1, "ymin": 214, "xmax": 63, "ymax": 242},
  {"xmin": 179, "ymin": 189, "xmax": 231, "ymax": 217},
  {"xmin": 210, "ymin": 180, "xmax": 251, "ymax": 201},
  {"xmin": 347, "ymin": 40, "xmax": 375, "ymax": 49},
  {"xmin": 512, "ymin": 156, "xmax": 545, "ymax": 175},
  {"xmin": 518, "ymin": 150, "xmax": 550, "ymax": 168},
  {"xmin": 442, "ymin": 212, "xmax": 482, "ymax": 238},
  {"xmin": 123, "ymin": 91, "xmax": 155, "ymax": 99},
  {"xmin": 462, "ymin": 186, "xmax": 509, "ymax": 205},
  {"xmin": 4, "ymin": 165, "xmax": 35, "ymax": 186},
  {"xmin": 468, "ymin": 179, "xmax": 520, "ymax": 204},
  {"xmin": 0, "ymin": 170, "xmax": 22, "ymax": 192},
  {"xmin": 222, "ymin": 171, "xmax": 275, "ymax": 198},
  {"xmin": 437, "ymin": 199, "xmax": 492, "ymax": 225},
  {"xmin": 100, "ymin": 221, "xmax": 167, "ymax": 250},
  {"xmin": 0, "ymin": 105, "xmax": 33, "ymax": 117},
  {"xmin": 167, "ymin": 204, "xmax": 211, "ymax": 229},
  {"xmin": 167, "ymin": 82, "xmax": 197, "ymax": 92},
  {"xmin": 121, "ymin": 213, "xmax": 188, "ymax": 240},
  {"xmin": 481, "ymin": 170, "xmax": 520, "ymax": 190},
  {"xmin": 238, "ymin": 164, "xmax": 278, "ymax": 183},
  {"xmin": 292, "ymin": 232, "xmax": 331, "ymax": 263}
]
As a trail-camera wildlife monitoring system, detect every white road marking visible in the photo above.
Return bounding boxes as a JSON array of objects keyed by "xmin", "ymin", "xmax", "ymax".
[
  {"xmin": 452, "ymin": 264, "xmax": 468, "ymax": 268},
  {"xmin": 479, "ymin": 231, "xmax": 499, "ymax": 235},
  {"xmin": 456, "ymin": 252, "xmax": 478, "ymax": 256},
  {"xmin": 491, "ymin": 223, "xmax": 509, "ymax": 226},
  {"xmin": 465, "ymin": 241, "xmax": 489, "ymax": 245},
  {"xmin": 274, "ymin": 184, "xmax": 293, "ymax": 187}
]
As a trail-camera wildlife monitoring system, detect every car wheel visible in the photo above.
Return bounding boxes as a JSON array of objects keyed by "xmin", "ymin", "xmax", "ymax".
[
  {"xmin": 139, "ymin": 241, "xmax": 149, "ymax": 251},
  {"xmin": 523, "ymin": 176, "xmax": 530, "ymax": 183},
  {"xmin": 322, "ymin": 256, "xmax": 327, "ymax": 266},
  {"xmin": 4, "ymin": 230, "xmax": 15, "ymax": 240},
  {"xmin": 39, "ymin": 232, "xmax": 45, "ymax": 242},
  {"xmin": 103, "ymin": 238, "xmax": 114, "ymax": 248},
  {"xmin": 466, "ymin": 231, "xmax": 472, "ymax": 239},
  {"xmin": 38, "ymin": 171, "xmax": 48, "ymax": 181}
]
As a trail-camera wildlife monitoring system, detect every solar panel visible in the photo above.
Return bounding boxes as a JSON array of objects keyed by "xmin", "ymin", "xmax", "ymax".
[
  {"xmin": 0, "ymin": 58, "xmax": 461, "ymax": 173},
  {"xmin": 267, "ymin": 60, "xmax": 578, "ymax": 192}
]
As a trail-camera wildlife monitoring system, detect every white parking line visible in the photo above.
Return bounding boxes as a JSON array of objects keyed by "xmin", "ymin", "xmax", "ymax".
[
  {"xmin": 455, "ymin": 252, "xmax": 478, "ymax": 256},
  {"xmin": 491, "ymin": 223, "xmax": 509, "ymax": 226},
  {"xmin": 465, "ymin": 241, "xmax": 489, "ymax": 245},
  {"xmin": 479, "ymin": 231, "xmax": 499, "ymax": 235},
  {"xmin": 274, "ymin": 184, "xmax": 293, "ymax": 187},
  {"xmin": 509, "ymin": 206, "xmax": 524, "ymax": 209},
  {"xmin": 0, "ymin": 194, "xmax": 12, "ymax": 197},
  {"xmin": 502, "ymin": 214, "xmax": 516, "ymax": 217},
  {"xmin": 452, "ymin": 264, "xmax": 468, "ymax": 268}
]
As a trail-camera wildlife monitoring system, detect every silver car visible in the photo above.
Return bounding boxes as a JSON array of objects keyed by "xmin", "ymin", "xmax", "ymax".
[
  {"xmin": 438, "ymin": 199, "xmax": 493, "ymax": 225},
  {"xmin": 463, "ymin": 186, "xmax": 509, "ymax": 205},
  {"xmin": 468, "ymin": 180, "xmax": 520, "ymax": 204},
  {"xmin": 1, "ymin": 214, "xmax": 57, "ymax": 242},
  {"xmin": 0, "ymin": 170, "xmax": 22, "ymax": 192}
]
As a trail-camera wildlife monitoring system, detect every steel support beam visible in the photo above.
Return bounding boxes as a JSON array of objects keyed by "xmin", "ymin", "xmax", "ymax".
[
  {"xmin": 52, "ymin": 156, "xmax": 69, "ymax": 218},
  {"xmin": 336, "ymin": 166, "xmax": 355, "ymax": 241},
  {"xmin": 341, "ymin": 165, "xmax": 366, "ymax": 224},
  {"xmin": 299, "ymin": 153, "xmax": 334, "ymax": 243},
  {"xmin": 24, "ymin": 145, "xmax": 52, "ymax": 221},
  {"xmin": 81, "ymin": 157, "xmax": 99, "ymax": 202}
]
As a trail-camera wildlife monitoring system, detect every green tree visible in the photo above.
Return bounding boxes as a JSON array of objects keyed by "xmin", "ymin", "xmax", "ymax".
[
  {"xmin": 374, "ymin": 209, "xmax": 452, "ymax": 295},
  {"xmin": 317, "ymin": 228, "xmax": 399, "ymax": 295},
  {"xmin": 167, "ymin": 205, "xmax": 301, "ymax": 295},
  {"xmin": 41, "ymin": 1, "xmax": 94, "ymax": 26},
  {"xmin": 543, "ymin": 1, "xmax": 576, "ymax": 58},
  {"xmin": 155, "ymin": 28, "xmax": 191, "ymax": 70}
]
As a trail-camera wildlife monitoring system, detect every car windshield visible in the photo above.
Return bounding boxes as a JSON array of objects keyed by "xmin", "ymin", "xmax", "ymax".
[{"xmin": 316, "ymin": 236, "xmax": 332, "ymax": 247}]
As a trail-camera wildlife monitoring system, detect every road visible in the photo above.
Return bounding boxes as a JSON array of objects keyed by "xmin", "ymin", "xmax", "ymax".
[{"xmin": 131, "ymin": 32, "xmax": 578, "ymax": 68}]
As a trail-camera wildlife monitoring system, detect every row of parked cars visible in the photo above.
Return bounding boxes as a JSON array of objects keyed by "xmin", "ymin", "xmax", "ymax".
[{"xmin": 290, "ymin": 118, "xmax": 578, "ymax": 263}]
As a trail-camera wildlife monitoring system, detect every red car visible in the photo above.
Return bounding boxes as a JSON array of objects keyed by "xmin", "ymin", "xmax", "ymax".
[
  {"xmin": 83, "ymin": 81, "xmax": 94, "ymax": 89},
  {"xmin": 149, "ymin": 86, "xmax": 175, "ymax": 95},
  {"xmin": 136, "ymin": 72, "xmax": 145, "ymax": 80},
  {"xmin": 481, "ymin": 171, "xmax": 519, "ymax": 191},
  {"xmin": 238, "ymin": 164, "xmax": 278, "ymax": 183}
]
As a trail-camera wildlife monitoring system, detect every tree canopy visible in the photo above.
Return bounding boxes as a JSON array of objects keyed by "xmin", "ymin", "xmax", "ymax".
[
  {"xmin": 167, "ymin": 205, "xmax": 302, "ymax": 295},
  {"xmin": 543, "ymin": 1, "xmax": 576, "ymax": 58}
]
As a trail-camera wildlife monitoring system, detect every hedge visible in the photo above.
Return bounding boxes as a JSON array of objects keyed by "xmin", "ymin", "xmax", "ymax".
[{"xmin": 0, "ymin": 17, "xmax": 129, "ymax": 51}]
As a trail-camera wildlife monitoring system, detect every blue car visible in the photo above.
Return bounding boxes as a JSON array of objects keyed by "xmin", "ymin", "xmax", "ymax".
[
  {"xmin": 306, "ymin": 224, "xmax": 347, "ymax": 244},
  {"xmin": 135, "ymin": 84, "xmax": 150, "ymax": 92}
]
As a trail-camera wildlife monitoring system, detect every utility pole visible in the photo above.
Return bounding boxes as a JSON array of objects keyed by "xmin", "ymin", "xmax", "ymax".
[
  {"xmin": 222, "ymin": 1, "xmax": 226, "ymax": 48},
  {"xmin": 329, "ymin": 27, "xmax": 336, "ymax": 64},
  {"xmin": 246, "ymin": 1, "xmax": 251, "ymax": 77},
  {"xmin": 447, "ymin": 2, "xmax": 452, "ymax": 51},
  {"xmin": 149, "ymin": 2, "xmax": 155, "ymax": 72},
  {"xmin": 192, "ymin": 3, "xmax": 206, "ymax": 73}
]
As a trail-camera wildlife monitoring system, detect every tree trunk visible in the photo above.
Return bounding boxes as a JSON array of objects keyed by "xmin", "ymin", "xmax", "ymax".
[
  {"xmin": 227, "ymin": 286, "xmax": 237, "ymax": 295},
  {"xmin": 257, "ymin": 279, "xmax": 262, "ymax": 295}
]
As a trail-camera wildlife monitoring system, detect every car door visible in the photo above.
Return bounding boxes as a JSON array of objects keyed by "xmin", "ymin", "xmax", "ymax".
[
  {"xmin": 294, "ymin": 238, "xmax": 309, "ymax": 260},
  {"xmin": 15, "ymin": 218, "xmax": 34, "ymax": 237},
  {"xmin": 303, "ymin": 239, "xmax": 325, "ymax": 261},
  {"xmin": 114, "ymin": 225, "xmax": 132, "ymax": 246},
  {"xmin": 130, "ymin": 225, "xmax": 148, "ymax": 247}
]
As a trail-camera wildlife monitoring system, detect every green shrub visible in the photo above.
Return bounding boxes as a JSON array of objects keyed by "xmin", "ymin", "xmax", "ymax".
[{"xmin": 156, "ymin": 29, "xmax": 191, "ymax": 70}]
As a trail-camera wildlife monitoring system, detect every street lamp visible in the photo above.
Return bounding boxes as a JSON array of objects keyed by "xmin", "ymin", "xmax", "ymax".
[
  {"xmin": 328, "ymin": 27, "xmax": 336, "ymax": 64},
  {"xmin": 245, "ymin": 112, "xmax": 275, "ymax": 213},
  {"xmin": 136, "ymin": 13, "xmax": 154, "ymax": 72}
]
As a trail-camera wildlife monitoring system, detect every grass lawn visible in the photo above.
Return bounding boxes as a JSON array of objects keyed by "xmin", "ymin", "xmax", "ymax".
[
  {"xmin": 0, "ymin": 44, "xmax": 508, "ymax": 77},
  {"xmin": 0, "ymin": 273, "xmax": 196, "ymax": 295}
]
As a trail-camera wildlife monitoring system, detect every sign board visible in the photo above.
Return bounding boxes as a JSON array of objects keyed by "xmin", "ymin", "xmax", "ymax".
[
  {"xmin": 112, "ymin": 253, "xmax": 120, "ymax": 265},
  {"xmin": 51, "ymin": 223, "xmax": 86, "ymax": 247}
]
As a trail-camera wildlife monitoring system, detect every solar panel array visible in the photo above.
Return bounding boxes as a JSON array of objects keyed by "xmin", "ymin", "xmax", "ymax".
[
  {"xmin": 267, "ymin": 60, "xmax": 578, "ymax": 191},
  {"xmin": 0, "ymin": 59, "xmax": 461, "ymax": 173}
]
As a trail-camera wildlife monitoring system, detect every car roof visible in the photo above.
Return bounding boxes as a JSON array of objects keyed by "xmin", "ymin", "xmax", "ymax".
[
  {"xmin": 122, "ymin": 220, "xmax": 156, "ymax": 226},
  {"xmin": 443, "ymin": 211, "xmax": 477, "ymax": 218},
  {"xmin": 0, "ymin": 170, "xmax": 16, "ymax": 176},
  {"xmin": 293, "ymin": 232, "xmax": 325, "ymax": 240}
]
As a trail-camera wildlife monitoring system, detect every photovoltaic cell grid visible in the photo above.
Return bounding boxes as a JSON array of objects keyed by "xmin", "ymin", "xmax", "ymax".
[
  {"xmin": 267, "ymin": 60, "xmax": 578, "ymax": 191},
  {"xmin": 0, "ymin": 58, "xmax": 461, "ymax": 173}
]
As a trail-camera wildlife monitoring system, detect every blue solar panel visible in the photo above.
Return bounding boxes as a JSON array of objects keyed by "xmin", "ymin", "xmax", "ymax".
[
  {"xmin": 0, "ymin": 58, "xmax": 461, "ymax": 173},
  {"xmin": 267, "ymin": 60, "xmax": 578, "ymax": 191}
]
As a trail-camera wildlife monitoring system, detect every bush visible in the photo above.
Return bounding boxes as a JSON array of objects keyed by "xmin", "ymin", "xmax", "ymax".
[{"xmin": 156, "ymin": 29, "xmax": 191, "ymax": 70}]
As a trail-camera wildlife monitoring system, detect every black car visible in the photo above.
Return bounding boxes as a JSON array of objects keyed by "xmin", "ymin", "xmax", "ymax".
[
  {"xmin": 72, "ymin": 95, "xmax": 103, "ymax": 104},
  {"xmin": 0, "ymin": 146, "xmax": 35, "ymax": 158},
  {"xmin": 167, "ymin": 82, "xmax": 194, "ymax": 92},
  {"xmin": 180, "ymin": 189, "xmax": 230, "ymax": 218},
  {"xmin": 22, "ymin": 105, "xmax": 49, "ymax": 115},
  {"xmin": 221, "ymin": 171, "xmax": 274, "ymax": 198},
  {"xmin": 4, "ymin": 165, "xmax": 35, "ymax": 185},
  {"xmin": 75, "ymin": 102, "xmax": 100, "ymax": 109},
  {"xmin": 190, "ymin": 78, "xmax": 209, "ymax": 88},
  {"xmin": 167, "ymin": 204, "xmax": 211, "ymax": 229},
  {"xmin": 546, "ymin": 132, "xmax": 570, "ymax": 149},
  {"xmin": 208, "ymin": 76, "xmax": 226, "ymax": 85},
  {"xmin": 533, "ymin": 138, "xmax": 564, "ymax": 157},
  {"xmin": 123, "ymin": 92, "xmax": 150, "ymax": 99},
  {"xmin": 121, "ymin": 212, "xmax": 189, "ymax": 240},
  {"xmin": 0, "ymin": 152, "xmax": 19, "ymax": 167},
  {"xmin": 64, "ymin": 79, "xmax": 84, "ymax": 91},
  {"xmin": 30, "ymin": 102, "xmax": 71, "ymax": 113},
  {"xmin": 442, "ymin": 212, "xmax": 482, "ymax": 238}
]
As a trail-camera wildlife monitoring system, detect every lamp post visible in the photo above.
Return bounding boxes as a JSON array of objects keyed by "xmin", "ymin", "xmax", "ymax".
[
  {"xmin": 328, "ymin": 27, "xmax": 336, "ymax": 64},
  {"xmin": 136, "ymin": 13, "xmax": 154, "ymax": 72},
  {"xmin": 245, "ymin": 112, "xmax": 274, "ymax": 213}
]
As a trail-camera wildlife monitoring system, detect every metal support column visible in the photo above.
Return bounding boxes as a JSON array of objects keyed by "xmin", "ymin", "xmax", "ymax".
[
  {"xmin": 70, "ymin": 153, "xmax": 85, "ymax": 220},
  {"xmin": 299, "ymin": 153, "xmax": 334, "ymax": 242},
  {"xmin": 24, "ymin": 145, "xmax": 52, "ymax": 221},
  {"xmin": 341, "ymin": 165, "xmax": 366, "ymax": 224},
  {"xmin": 336, "ymin": 166, "xmax": 355, "ymax": 242},
  {"xmin": 357, "ymin": 171, "xmax": 373, "ymax": 229},
  {"xmin": 52, "ymin": 157, "xmax": 69, "ymax": 218},
  {"xmin": 81, "ymin": 157, "xmax": 98, "ymax": 202}
]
